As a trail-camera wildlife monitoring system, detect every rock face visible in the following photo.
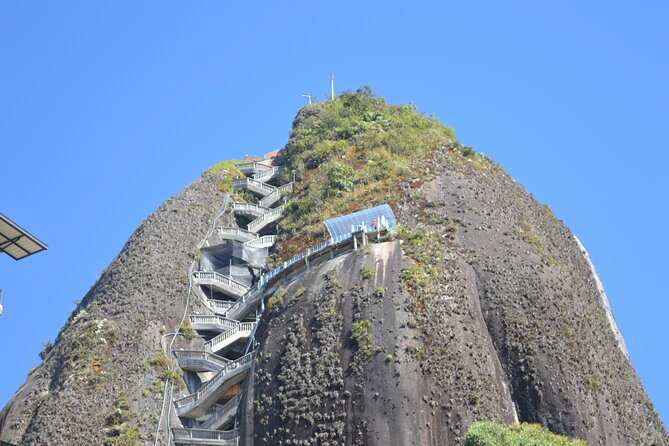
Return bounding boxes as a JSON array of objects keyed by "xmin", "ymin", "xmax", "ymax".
[
  {"xmin": 1, "ymin": 90, "xmax": 667, "ymax": 446},
  {"xmin": 246, "ymin": 148, "xmax": 667, "ymax": 446},
  {"xmin": 0, "ymin": 174, "xmax": 228, "ymax": 445}
]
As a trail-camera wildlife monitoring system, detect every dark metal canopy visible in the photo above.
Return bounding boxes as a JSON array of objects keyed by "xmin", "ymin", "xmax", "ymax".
[{"xmin": 0, "ymin": 213, "xmax": 48, "ymax": 260}]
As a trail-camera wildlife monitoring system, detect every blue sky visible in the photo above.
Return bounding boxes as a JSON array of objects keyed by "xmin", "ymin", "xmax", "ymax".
[{"xmin": 1, "ymin": 1, "xmax": 667, "ymax": 428}]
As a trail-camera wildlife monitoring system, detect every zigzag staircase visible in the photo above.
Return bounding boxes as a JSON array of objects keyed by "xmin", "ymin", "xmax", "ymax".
[
  {"xmin": 170, "ymin": 158, "xmax": 288, "ymax": 445},
  {"xmin": 169, "ymin": 155, "xmax": 394, "ymax": 445}
]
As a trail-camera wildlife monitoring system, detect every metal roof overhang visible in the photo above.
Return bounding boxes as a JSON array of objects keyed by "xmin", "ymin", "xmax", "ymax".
[
  {"xmin": 323, "ymin": 203, "xmax": 397, "ymax": 240},
  {"xmin": 0, "ymin": 213, "xmax": 48, "ymax": 260}
]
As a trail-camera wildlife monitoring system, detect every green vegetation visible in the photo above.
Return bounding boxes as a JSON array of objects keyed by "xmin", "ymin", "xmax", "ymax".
[
  {"xmin": 277, "ymin": 87, "xmax": 456, "ymax": 258},
  {"xmin": 177, "ymin": 273, "xmax": 189, "ymax": 286},
  {"xmin": 397, "ymin": 226, "xmax": 446, "ymax": 294},
  {"xmin": 204, "ymin": 160, "xmax": 245, "ymax": 193},
  {"xmin": 290, "ymin": 287, "xmax": 306, "ymax": 305},
  {"xmin": 61, "ymin": 319, "xmax": 117, "ymax": 387},
  {"xmin": 514, "ymin": 221, "xmax": 544, "ymax": 254},
  {"xmin": 178, "ymin": 319, "xmax": 196, "ymax": 340},
  {"xmin": 350, "ymin": 319, "xmax": 373, "ymax": 374},
  {"xmin": 361, "ymin": 266, "xmax": 374, "ymax": 280},
  {"xmin": 39, "ymin": 341, "xmax": 53, "ymax": 360},
  {"xmin": 514, "ymin": 220, "xmax": 558, "ymax": 266},
  {"xmin": 267, "ymin": 287, "xmax": 288, "ymax": 312},
  {"xmin": 584, "ymin": 372, "xmax": 602, "ymax": 392},
  {"xmin": 385, "ymin": 354, "xmax": 393, "ymax": 363},
  {"xmin": 374, "ymin": 285, "xmax": 385, "ymax": 298},
  {"xmin": 103, "ymin": 393, "xmax": 140, "ymax": 446},
  {"xmin": 464, "ymin": 422, "xmax": 588, "ymax": 446},
  {"xmin": 144, "ymin": 352, "xmax": 183, "ymax": 392}
]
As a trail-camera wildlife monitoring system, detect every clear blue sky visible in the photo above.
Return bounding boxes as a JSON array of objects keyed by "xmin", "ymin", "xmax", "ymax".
[{"xmin": 1, "ymin": 1, "xmax": 667, "ymax": 428}]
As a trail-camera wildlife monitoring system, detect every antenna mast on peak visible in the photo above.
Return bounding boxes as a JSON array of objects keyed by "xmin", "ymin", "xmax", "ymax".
[
  {"xmin": 329, "ymin": 74, "xmax": 335, "ymax": 100},
  {"xmin": 300, "ymin": 93, "xmax": 314, "ymax": 105}
]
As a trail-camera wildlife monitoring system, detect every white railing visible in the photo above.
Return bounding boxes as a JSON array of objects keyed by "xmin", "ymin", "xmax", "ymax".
[
  {"xmin": 223, "ymin": 288, "xmax": 264, "ymax": 319},
  {"xmin": 258, "ymin": 190, "xmax": 280, "ymax": 207},
  {"xmin": 235, "ymin": 160, "xmax": 272, "ymax": 172},
  {"xmin": 216, "ymin": 227, "xmax": 258, "ymax": 242},
  {"xmin": 173, "ymin": 427, "xmax": 239, "ymax": 442},
  {"xmin": 231, "ymin": 202, "xmax": 271, "ymax": 216},
  {"xmin": 205, "ymin": 322, "xmax": 256, "ymax": 352},
  {"xmin": 252, "ymin": 166, "xmax": 283, "ymax": 182},
  {"xmin": 259, "ymin": 182, "xmax": 293, "ymax": 207},
  {"xmin": 246, "ymin": 178, "xmax": 275, "ymax": 195},
  {"xmin": 193, "ymin": 271, "xmax": 249, "ymax": 296},
  {"xmin": 201, "ymin": 393, "xmax": 242, "ymax": 430},
  {"xmin": 173, "ymin": 350, "xmax": 230, "ymax": 368},
  {"xmin": 174, "ymin": 354, "xmax": 252, "ymax": 409},
  {"xmin": 278, "ymin": 182, "xmax": 294, "ymax": 193},
  {"xmin": 189, "ymin": 315, "xmax": 238, "ymax": 331},
  {"xmin": 244, "ymin": 235, "xmax": 276, "ymax": 248},
  {"xmin": 247, "ymin": 206, "xmax": 284, "ymax": 233},
  {"xmin": 205, "ymin": 299, "xmax": 234, "ymax": 313}
]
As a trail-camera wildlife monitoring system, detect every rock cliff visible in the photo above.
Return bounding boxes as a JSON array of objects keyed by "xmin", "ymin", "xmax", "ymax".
[{"xmin": 1, "ymin": 88, "xmax": 666, "ymax": 446}]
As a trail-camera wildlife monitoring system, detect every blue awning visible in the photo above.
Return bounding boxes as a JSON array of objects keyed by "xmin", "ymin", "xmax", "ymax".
[{"xmin": 323, "ymin": 204, "xmax": 397, "ymax": 240}]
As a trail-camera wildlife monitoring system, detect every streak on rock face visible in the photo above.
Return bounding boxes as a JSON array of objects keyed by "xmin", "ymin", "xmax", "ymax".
[{"xmin": 573, "ymin": 234, "xmax": 629, "ymax": 360}]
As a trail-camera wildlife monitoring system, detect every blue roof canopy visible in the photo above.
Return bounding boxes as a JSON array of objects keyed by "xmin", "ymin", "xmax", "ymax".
[{"xmin": 323, "ymin": 204, "xmax": 397, "ymax": 240}]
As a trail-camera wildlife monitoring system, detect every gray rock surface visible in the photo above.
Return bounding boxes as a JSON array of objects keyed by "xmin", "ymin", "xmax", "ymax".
[
  {"xmin": 0, "ymin": 173, "xmax": 227, "ymax": 445},
  {"xmin": 1, "ymin": 139, "xmax": 666, "ymax": 446},
  {"xmin": 248, "ymin": 149, "xmax": 668, "ymax": 446}
]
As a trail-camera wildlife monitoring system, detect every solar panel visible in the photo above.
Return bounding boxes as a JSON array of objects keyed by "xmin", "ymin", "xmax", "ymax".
[
  {"xmin": 0, "ymin": 213, "xmax": 48, "ymax": 260},
  {"xmin": 323, "ymin": 204, "xmax": 397, "ymax": 240}
]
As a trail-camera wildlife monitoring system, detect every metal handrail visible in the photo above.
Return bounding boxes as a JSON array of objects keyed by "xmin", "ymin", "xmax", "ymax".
[
  {"xmin": 205, "ymin": 322, "xmax": 256, "ymax": 352},
  {"xmin": 235, "ymin": 160, "xmax": 272, "ymax": 172},
  {"xmin": 247, "ymin": 206, "xmax": 284, "ymax": 233},
  {"xmin": 206, "ymin": 299, "xmax": 234, "ymax": 311},
  {"xmin": 201, "ymin": 393, "xmax": 242, "ymax": 430},
  {"xmin": 246, "ymin": 178, "xmax": 275, "ymax": 194},
  {"xmin": 278, "ymin": 182, "xmax": 294, "ymax": 193},
  {"xmin": 172, "ymin": 427, "xmax": 239, "ymax": 441},
  {"xmin": 258, "ymin": 182, "xmax": 293, "ymax": 207},
  {"xmin": 252, "ymin": 166, "xmax": 283, "ymax": 182},
  {"xmin": 189, "ymin": 315, "xmax": 238, "ymax": 330},
  {"xmin": 244, "ymin": 235, "xmax": 276, "ymax": 248},
  {"xmin": 231, "ymin": 202, "xmax": 271, "ymax": 215},
  {"xmin": 193, "ymin": 271, "xmax": 249, "ymax": 295},
  {"xmin": 174, "ymin": 354, "xmax": 252, "ymax": 409},
  {"xmin": 173, "ymin": 350, "xmax": 230, "ymax": 368}
]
